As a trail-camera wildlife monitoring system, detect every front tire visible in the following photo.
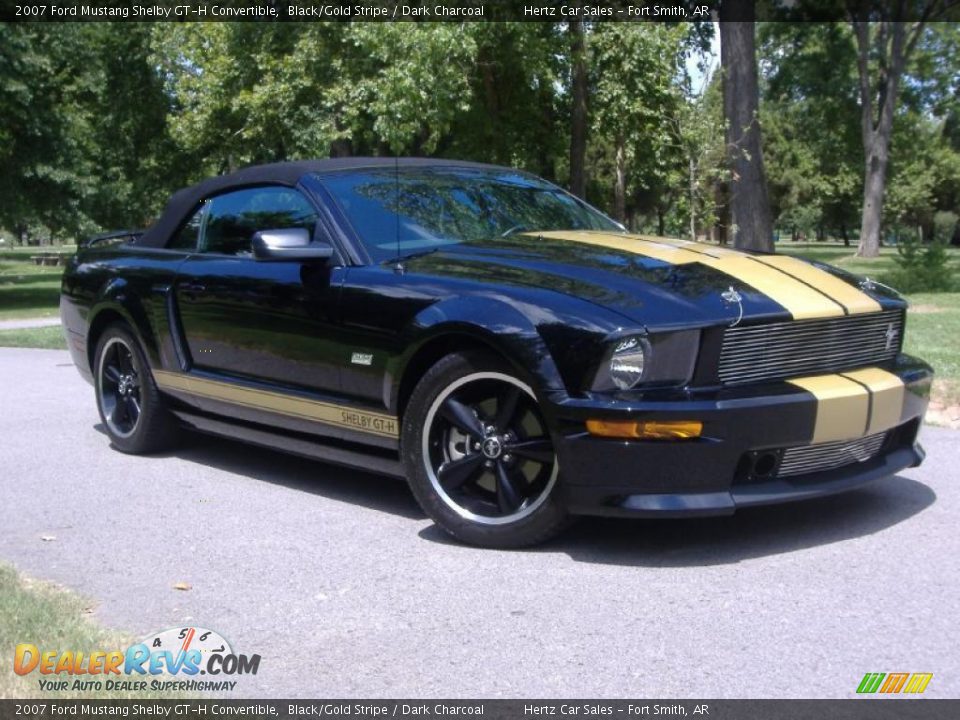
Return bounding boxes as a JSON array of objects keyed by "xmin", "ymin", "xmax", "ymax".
[
  {"xmin": 402, "ymin": 351, "xmax": 570, "ymax": 548},
  {"xmin": 94, "ymin": 324, "xmax": 180, "ymax": 454}
]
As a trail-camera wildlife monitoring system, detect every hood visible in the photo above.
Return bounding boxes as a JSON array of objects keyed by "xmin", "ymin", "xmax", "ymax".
[{"xmin": 403, "ymin": 231, "xmax": 898, "ymax": 328}]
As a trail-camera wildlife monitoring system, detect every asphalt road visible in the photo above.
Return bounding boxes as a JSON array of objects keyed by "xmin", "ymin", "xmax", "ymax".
[{"xmin": 2, "ymin": 347, "xmax": 958, "ymax": 698}]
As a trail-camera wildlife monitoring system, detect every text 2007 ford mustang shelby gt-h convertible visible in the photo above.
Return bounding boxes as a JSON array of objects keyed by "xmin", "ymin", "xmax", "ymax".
[{"xmin": 61, "ymin": 159, "xmax": 932, "ymax": 547}]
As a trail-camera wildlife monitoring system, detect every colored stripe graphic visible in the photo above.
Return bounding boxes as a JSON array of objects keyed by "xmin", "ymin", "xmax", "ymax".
[
  {"xmin": 880, "ymin": 672, "xmax": 910, "ymax": 693},
  {"xmin": 857, "ymin": 673, "xmax": 886, "ymax": 694},
  {"xmin": 153, "ymin": 370, "xmax": 399, "ymax": 438},
  {"xmin": 903, "ymin": 673, "xmax": 934, "ymax": 694},
  {"xmin": 536, "ymin": 231, "xmax": 881, "ymax": 321},
  {"xmin": 857, "ymin": 672, "xmax": 932, "ymax": 694}
]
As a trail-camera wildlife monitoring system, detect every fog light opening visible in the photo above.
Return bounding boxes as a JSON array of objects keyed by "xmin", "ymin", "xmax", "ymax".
[{"xmin": 753, "ymin": 452, "xmax": 778, "ymax": 478}]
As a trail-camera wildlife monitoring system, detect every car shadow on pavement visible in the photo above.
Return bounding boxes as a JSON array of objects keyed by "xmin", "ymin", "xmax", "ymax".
[
  {"xmin": 94, "ymin": 424, "xmax": 427, "ymax": 521},
  {"xmin": 94, "ymin": 425, "xmax": 935, "ymax": 564},
  {"xmin": 417, "ymin": 475, "xmax": 936, "ymax": 565},
  {"xmin": 540, "ymin": 475, "xmax": 936, "ymax": 567}
]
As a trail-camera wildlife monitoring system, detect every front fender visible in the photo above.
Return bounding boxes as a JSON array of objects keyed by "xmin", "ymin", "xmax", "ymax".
[{"xmin": 388, "ymin": 293, "xmax": 629, "ymax": 413}]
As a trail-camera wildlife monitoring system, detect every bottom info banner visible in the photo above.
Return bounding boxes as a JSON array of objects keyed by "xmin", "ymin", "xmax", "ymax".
[{"xmin": 1, "ymin": 701, "xmax": 958, "ymax": 720}]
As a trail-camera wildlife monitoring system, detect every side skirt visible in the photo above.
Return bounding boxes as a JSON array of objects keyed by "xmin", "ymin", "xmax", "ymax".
[{"xmin": 172, "ymin": 410, "xmax": 405, "ymax": 479}]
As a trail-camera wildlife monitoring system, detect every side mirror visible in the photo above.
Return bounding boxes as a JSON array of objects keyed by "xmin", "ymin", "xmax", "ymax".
[{"xmin": 252, "ymin": 228, "xmax": 334, "ymax": 262}]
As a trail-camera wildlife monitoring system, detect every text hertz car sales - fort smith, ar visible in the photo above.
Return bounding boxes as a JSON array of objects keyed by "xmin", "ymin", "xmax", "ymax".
[{"xmin": 13, "ymin": 627, "xmax": 259, "ymax": 693}]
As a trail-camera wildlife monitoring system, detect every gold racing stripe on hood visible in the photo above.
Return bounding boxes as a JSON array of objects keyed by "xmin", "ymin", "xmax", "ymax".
[
  {"xmin": 787, "ymin": 374, "xmax": 871, "ymax": 443},
  {"xmin": 153, "ymin": 370, "xmax": 399, "ymax": 438},
  {"xmin": 840, "ymin": 367, "xmax": 906, "ymax": 435},
  {"xmin": 535, "ymin": 231, "xmax": 847, "ymax": 320},
  {"xmin": 750, "ymin": 254, "xmax": 882, "ymax": 315}
]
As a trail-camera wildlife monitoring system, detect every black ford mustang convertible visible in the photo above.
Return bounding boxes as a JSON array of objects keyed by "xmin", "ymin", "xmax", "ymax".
[{"xmin": 61, "ymin": 158, "xmax": 932, "ymax": 547}]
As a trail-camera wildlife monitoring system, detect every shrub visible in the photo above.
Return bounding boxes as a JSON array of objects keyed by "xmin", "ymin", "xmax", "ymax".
[{"xmin": 882, "ymin": 234, "xmax": 955, "ymax": 293}]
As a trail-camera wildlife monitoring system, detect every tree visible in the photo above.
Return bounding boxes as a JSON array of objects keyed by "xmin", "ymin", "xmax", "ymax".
[
  {"xmin": 719, "ymin": 1, "xmax": 775, "ymax": 251},
  {"xmin": 568, "ymin": 19, "xmax": 588, "ymax": 199},
  {"xmin": 848, "ymin": 1, "xmax": 953, "ymax": 257}
]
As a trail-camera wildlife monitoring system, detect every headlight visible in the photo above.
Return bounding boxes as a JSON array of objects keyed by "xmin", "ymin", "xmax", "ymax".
[
  {"xmin": 590, "ymin": 330, "xmax": 700, "ymax": 393},
  {"xmin": 608, "ymin": 337, "xmax": 648, "ymax": 390}
]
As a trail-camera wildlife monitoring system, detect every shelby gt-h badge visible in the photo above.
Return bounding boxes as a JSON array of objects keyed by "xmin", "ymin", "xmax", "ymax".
[{"xmin": 60, "ymin": 159, "xmax": 932, "ymax": 547}]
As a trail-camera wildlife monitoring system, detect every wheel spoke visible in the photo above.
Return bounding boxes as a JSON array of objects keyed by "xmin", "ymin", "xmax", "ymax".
[
  {"xmin": 103, "ymin": 365, "xmax": 122, "ymax": 384},
  {"xmin": 437, "ymin": 454, "xmax": 485, "ymax": 491},
  {"xmin": 495, "ymin": 463, "xmax": 523, "ymax": 514},
  {"xmin": 494, "ymin": 386, "xmax": 521, "ymax": 431},
  {"xmin": 506, "ymin": 438, "xmax": 554, "ymax": 464},
  {"xmin": 126, "ymin": 396, "xmax": 141, "ymax": 422},
  {"xmin": 439, "ymin": 398, "xmax": 485, "ymax": 440},
  {"xmin": 112, "ymin": 397, "xmax": 128, "ymax": 427}
]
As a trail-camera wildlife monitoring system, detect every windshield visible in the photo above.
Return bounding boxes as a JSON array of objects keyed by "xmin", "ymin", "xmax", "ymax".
[{"xmin": 313, "ymin": 167, "xmax": 621, "ymax": 263}]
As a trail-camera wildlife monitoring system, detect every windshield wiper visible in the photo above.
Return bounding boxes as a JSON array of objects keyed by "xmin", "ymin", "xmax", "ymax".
[{"xmin": 382, "ymin": 247, "xmax": 441, "ymax": 266}]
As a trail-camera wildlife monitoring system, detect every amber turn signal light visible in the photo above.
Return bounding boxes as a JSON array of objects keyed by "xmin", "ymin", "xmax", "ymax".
[{"xmin": 586, "ymin": 419, "xmax": 703, "ymax": 440}]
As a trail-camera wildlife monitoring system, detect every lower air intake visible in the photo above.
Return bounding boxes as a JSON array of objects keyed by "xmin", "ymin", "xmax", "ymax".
[{"xmin": 778, "ymin": 431, "xmax": 888, "ymax": 478}]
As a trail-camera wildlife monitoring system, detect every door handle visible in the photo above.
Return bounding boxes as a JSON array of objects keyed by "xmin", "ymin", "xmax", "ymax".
[{"xmin": 180, "ymin": 282, "xmax": 206, "ymax": 296}]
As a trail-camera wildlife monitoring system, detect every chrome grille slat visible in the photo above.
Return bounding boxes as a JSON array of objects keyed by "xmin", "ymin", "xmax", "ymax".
[
  {"xmin": 718, "ymin": 310, "xmax": 903, "ymax": 385},
  {"xmin": 778, "ymin": 432, "xmax": 887, "ymax": 477}
]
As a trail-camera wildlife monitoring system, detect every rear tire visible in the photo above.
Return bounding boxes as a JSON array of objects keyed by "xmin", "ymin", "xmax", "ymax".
[
  {"xmin": 402, "ymin": 351, "xmax": 570, "ymax": 548},
  {"xmin": 94, "ymin": 323, "xmax": 180, "ymax": 454}
]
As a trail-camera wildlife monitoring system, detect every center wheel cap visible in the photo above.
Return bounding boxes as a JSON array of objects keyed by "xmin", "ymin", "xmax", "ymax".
[{"xmin": 481, "ymin": 436, "xmax": 503, "ymax": 460}]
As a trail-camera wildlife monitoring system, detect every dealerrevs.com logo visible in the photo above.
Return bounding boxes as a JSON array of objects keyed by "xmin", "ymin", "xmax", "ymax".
[{"xmin": 14, "ymin": 626, "xmax": 260, "ymax": 693}]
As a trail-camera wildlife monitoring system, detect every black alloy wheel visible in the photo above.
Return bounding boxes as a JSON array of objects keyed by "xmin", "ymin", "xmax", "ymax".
[{"xmin": 402, "ymin": 352, "xmax": 570, "ymax": 547}]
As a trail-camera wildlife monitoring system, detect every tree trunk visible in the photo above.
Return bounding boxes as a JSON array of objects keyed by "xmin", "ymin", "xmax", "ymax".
[
  {"xmin": 718, "ymin": 6, "xmax": 774, "ymax": 252},
  {"xmin": 689, "ymin": 155, "xmax": 697, "ymax": 240},
  {"xmin": 657, "ymin": 209, "xmax": 666, "ymax": 237},
  {"xmin": 714, "ymin": 180, "xmax": 730, "ymax": 245},
  {"xmin": 840, "ymin": 223, "xmax": 850, "ymax": 247},
  {"xmin": 857, "ymin": 132, "xmax": 891, "ymax": 257},
  {"xmin": 614, "ymin": 136, "xmax": 626, "ymax": 223},
  {"xmin": 568, "ymin": 19, "xmax": 588, "ymax": 199},
  {"xmin": 851, "ymin": 18, "xmax": 918, "ymax": 258}
]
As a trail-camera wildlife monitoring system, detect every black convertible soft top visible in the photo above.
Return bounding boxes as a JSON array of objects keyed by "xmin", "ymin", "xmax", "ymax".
[{"xmin": 135, "ymin": 157, "xmax": 502, "ymax": 248}]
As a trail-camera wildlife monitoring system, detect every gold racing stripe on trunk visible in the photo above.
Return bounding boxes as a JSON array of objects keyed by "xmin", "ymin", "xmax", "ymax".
[
  {"xmin": 787, "ymin": 374, "xmax": 871, "ymax": 443},
  {"xmin": 535, "ymin": 231, "xmax": 849, "ymax": 320},
  {"xmin": 153, "ymin": 370, "xmax": 399, "ymax": 438},
  {"xmin": 750, "ymin": 254, "xmax": 882, "ymax": 315},
  {"xmin": 840, "ymin": 367, "xmax": 906, "ymax": 435}
]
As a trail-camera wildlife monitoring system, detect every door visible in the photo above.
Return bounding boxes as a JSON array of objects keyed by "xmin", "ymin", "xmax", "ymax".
[{"xmin": 173, "ymin": 185, "xmax": 347, "ymax": 395}]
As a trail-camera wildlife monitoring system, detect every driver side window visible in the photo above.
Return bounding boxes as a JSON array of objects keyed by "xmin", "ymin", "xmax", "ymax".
[{"xmin": 200, "ymin": 186, "xmax": 320, "ymax": 256}]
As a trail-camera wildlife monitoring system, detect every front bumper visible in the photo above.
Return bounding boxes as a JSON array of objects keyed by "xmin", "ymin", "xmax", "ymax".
[{"xmin": 548, "ymin": 355, "xmax": 932, "ymax": 517}]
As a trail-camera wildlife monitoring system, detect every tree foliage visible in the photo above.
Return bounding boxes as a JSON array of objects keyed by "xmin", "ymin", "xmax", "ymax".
[{"xmin": 2, "ymin": 19, "xmax": 958, "ymax": 268}]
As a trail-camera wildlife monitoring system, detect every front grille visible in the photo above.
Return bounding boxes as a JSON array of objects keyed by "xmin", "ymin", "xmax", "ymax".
[
  {"xmin": 778, "ymin": 432, "xmax": 888, "ymax": 478},
  {"xmin": 718, "ymin": 309, "xmax": 903, "ymax": 385}
]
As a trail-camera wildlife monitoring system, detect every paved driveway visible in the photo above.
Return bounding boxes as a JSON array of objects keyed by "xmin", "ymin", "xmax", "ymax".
[{"xmin": 2, "ymin": 348, "xmax": 957, "ymax": 698}]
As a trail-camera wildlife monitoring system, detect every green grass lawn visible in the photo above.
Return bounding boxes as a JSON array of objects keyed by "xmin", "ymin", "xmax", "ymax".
[
  {"xmin": 0, "ymin": 261, "xmax": 64, "ymax": 321},
  {"xmin": 778, "ymin": 241, "xmax": 960, "ymax": 279},
  {"xmin": 0, "ymin": 563, "xmax": 181, "ymax": 699}
]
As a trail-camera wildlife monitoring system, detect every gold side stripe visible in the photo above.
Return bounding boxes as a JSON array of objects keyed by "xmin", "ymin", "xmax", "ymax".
[
  {"xmin": 752, "ymin": 254, "xmax": 882, "ymax": 315},
  {"xmin": 788, "ymin": 374, "xmax": 870, "ymax": 443},
  {"xmin": 153, "ymin": 370, "xmax": 399, "ymax": 438},
  {"xmin": 840, "ymin": 368, "xmax": 906, "ymax": 435},
  {"xmin": 535, "ymin": 231, "xmax": 862, "ymax": 321}
]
